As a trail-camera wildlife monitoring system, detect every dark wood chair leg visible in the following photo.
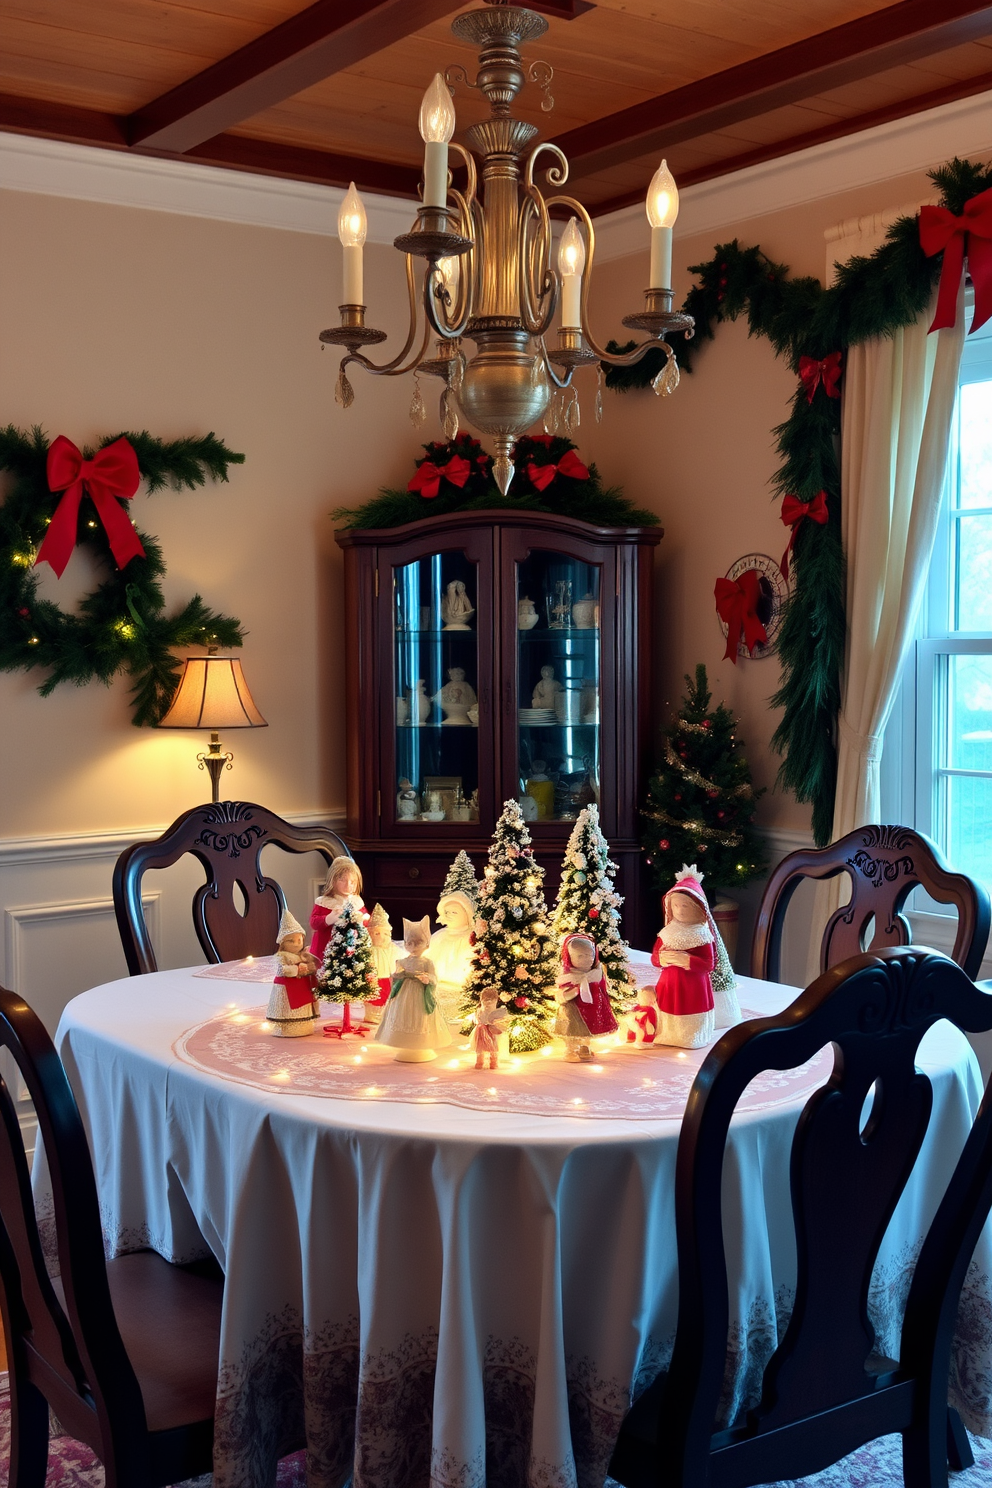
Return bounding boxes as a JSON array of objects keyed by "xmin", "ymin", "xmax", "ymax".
[
  {"xmin": 8, "ymin": 1372, "xmax": 50, "ymax": 1488},
  {"xmin": 946, "ymin": 1407, "xmax": 974, "ymax": 1472}
]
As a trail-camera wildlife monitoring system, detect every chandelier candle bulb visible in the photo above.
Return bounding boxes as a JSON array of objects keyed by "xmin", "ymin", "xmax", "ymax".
[
  {"xmin": 558, "ymin": 218, "xmax": 585, "ymax": 329},
  {"xmin": 420, "ymin": 73, "xmax": 456, "ymax": 210},
  {"xmin": 646, "ymin": 159, "xmax": 679, "ymax": 290},
  {"xmin": 338, "ymin": 183, "xmax": 367, "ymax": 305}
]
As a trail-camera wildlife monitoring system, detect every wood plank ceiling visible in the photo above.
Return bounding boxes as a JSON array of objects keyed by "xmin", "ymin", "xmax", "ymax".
[{"xmin": 2, "ymin": 0, "xmax": 992, "ymax": 214}]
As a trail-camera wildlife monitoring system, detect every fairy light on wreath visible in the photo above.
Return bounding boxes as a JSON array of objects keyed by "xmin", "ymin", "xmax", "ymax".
[{"xmin": 0, "ymin": 425, "xmax": 245, "ymax": 725}]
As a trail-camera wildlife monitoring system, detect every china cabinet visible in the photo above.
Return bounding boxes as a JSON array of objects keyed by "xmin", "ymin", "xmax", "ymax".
[{"xmin": 335, "ymin": 510, "xmax": 662, "ymax": 945}]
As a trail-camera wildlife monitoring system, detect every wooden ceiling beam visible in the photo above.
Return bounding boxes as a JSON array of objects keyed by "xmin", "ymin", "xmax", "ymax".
[
  {"xmin": 585, "ymin": 67, "xmax": 992, "ymax": 220},
  {"xmin": 553, "ymin": 0, "xmax": 992, "ymax": 177},
  {"xmin": 127, "ymin": 0, "xmax": 458, "ymax": 154},
  {"xmin": 0, "ymin": 92, "xmax": 126, "ymax": 148}
]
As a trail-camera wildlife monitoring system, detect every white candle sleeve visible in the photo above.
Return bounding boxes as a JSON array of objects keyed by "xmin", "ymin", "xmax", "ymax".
[
  {"xmin": 424, "ymin": 141, "xmax": 449, "ymax": 210},
  {"xmin": 343, "ymin": 244, "xmax": 363, "ymax": 304},
  {"xmin": 562, "ymin": 275, "xmax": 582, "ymax": 329},
  {"xmin": 649, "ymin": 225, "xmax": 672, "ymax": 290}
]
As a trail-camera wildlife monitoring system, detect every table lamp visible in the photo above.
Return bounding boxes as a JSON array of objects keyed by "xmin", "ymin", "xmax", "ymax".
[{"xmin": 158, "ymin": 654, "xmax": 267, "ymax": 802}]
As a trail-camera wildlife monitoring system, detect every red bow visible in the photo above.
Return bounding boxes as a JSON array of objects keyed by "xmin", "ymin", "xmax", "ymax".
[
  {"xmin": 35, "ymin": 436, "xmax": 144, "ymax": 579},
  {"xmin": 779, "ymin": 490, "xmax": 828, "ymax": 580},
  {"xmin": 526, "ymin": 450, "xmax": 590, "ymax": 491},
  {"xmin": 919, "ymin": 186, "xmax": 992, "ymax": 333},
  {"xmin": 715, "ymin": 569, "xmax": 768, "ymax": 664},
  {"xmin": 632, "ymin": 1004, "xmax": 658, "ymax": 1042},
  {"xmin": 798, "ymin": 352, "xmax": 842, "ymax": 405},
  {"xmin": 407, "ymin": 455, "xmax": 472, "ymax": 499}
]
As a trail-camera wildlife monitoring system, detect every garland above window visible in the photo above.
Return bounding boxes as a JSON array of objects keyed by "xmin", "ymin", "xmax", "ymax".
[
  {"xmin": 0, "ymin": 425, "xmax": 245, "ymax": 726},
  {"xmin": 604, "ymin": 156, "xmax": 992, "ymax": 845}
]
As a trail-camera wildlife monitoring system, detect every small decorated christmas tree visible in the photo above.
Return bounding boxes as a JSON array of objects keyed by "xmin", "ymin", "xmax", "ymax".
[
  {"xmin": 317, "ymin": 901, "xmax": 378, "ymax": 1037},
  {"xmin": 641, "ymin": 665, "xmax": 766, "ymax": 896},
  {"xmin": 462, "ymin": 800, "xmax": 558, "ymax": 1052},
  {"xmin": 442, "ymin": 849, "xmax": 478, "ymax": 904},
  {"xmin": 551, "ymin": 804, "xmax": 634, "ymax": 1016}
]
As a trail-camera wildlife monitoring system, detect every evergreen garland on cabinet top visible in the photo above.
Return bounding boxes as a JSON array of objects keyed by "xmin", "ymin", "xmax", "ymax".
[
  {"xmin": 551, "ymin": 805, "xmax": 635, "ymax": 1011},
  {"xmin": 642, "ymin": 665, "xmax": 766, "ymax": 896},
  {"xmin": 317, "ymin": 902, "xmax": 378, "ymax": 1003},
  {"xmin": 462, "ymin": 799, "xmax": 558, "ymax": 1052}
]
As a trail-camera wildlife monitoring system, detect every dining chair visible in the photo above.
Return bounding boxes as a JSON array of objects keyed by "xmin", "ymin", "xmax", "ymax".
[
  {"xmin": 0, "ymin": 984, "xmax": 225, "ymax": 1488},
  {"xmin": 751, "ymin": 824, "xmax": 991, "ymax": 983},
  {"xmin": 608, "ymin": 946, "xmax": 992, "ymax": 1488},
  {"xmin": 113, "ymin": 799, "xmax": 350, "ymax": 974}
]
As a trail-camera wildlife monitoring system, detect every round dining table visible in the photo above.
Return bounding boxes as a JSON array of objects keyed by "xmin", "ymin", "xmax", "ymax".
[{"xmin": 32, "ymin": 953, "xmax": 992, "ymax": 1488}]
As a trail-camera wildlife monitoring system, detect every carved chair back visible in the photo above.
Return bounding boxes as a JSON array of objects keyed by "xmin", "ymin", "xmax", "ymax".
[
  {"xmin": 609, "ymin": 948, "xmax": 992, "ymax": 1488},
  {"xmin": 113, "ymin": 800, "xmax": 350, "ymax": 975},
  {"xmin": 751, "ymin": 825, "xmax": 991, "ymax": 983}
]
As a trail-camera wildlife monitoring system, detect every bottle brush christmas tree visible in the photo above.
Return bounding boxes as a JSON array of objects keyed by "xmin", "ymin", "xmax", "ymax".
[
  {"xmin": 462, "ymin": 799, "xmax": 558, "ymax": 1052},
  {"xmin": 642, "ymin": 664, "xmax": 766, "ymax": 897},
  {"xmin": 442, "ymin": 849, "xmax": 478, "ymax": 904},
  {"xmin": 317, "ymin": 901, "xmax": 378, "ymax": 1037},
  {"xmin": 551, "ymin": 804, "xmax": 634, "ymax": 1015}
]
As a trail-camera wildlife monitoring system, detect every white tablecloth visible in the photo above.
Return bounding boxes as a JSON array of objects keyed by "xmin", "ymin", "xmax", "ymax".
[{"xmin": 34, "ymin": 960, "xmax": 992, "ymax": 1488}]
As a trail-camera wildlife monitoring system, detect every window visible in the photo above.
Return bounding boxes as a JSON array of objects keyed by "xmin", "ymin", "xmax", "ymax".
[{"xmin": 889, "ymin": 308, "xmax": 992, "ymax": 887}]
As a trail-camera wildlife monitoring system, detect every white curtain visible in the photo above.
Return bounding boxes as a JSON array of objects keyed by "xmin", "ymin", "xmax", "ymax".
[
  {"xmin": 803, "ymin": 288, "xmax": 964, "ymax": 984},
  {"xmin": 831, "ymin": 289, "xmax": 964, "ymax": 836}
]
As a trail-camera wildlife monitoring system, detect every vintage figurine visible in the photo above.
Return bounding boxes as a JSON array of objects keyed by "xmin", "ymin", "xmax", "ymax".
[
  {"xmin": 555, "ymin": 933, "xmax": 618, "ymax": 1061},
  {"xmin": 531, "ymin": 664, "xmax": 563, "ymax": 711},
  {"xmin": 470, "ymin": 988, "xmax": 510, "ymax": 1070},
  {"xmin": 266, "ymin": 909, "xmax": 320, "ymax": 1037},
  {"xmin": 397, "ymin": 778, "xmax": 420, "ymax": 819},
  {"xmin": 517, "ymin": 595, "xmax": 539, "ymax": 630},
  {"xmin": 435, "ymin": 666, "xmax": 477, "ymax": 726},
  {"xmin": 624, "ymin": 982, "xmax": 659, "ymax": 1045},
  {"xmin": 571, "ymin": 592, "xmax": 599, "ymax": 629},
  {"xmin": 407, "ymin": 679, "xmax": 432, "ymax": 724},
  {"xmin": 309, "ymin": 856, "xmax": 368, "ymax": 962},
  {"xmin": 430, "ymin": 890, "xmax": 476, "ymax": 1017},
  {"xmin": 366, "ymin": 902, "xmax": 398, "ymax": 1023},
  {"xmin": 375, "ymin": 916, "xmax": 453, "ymax": 1061},
  {"xmin": 441, "ymin": 579, "xmax": 474, "ymax": 630},
  {"xmin": 652, "ymin": 865, "xmax": 718, "ymax": 1049}
]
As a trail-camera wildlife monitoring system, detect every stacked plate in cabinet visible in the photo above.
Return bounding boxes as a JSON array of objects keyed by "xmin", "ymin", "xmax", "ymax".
[{"xmin": 518, "ymin": 708, "xmax": 556, "ymax": 727}]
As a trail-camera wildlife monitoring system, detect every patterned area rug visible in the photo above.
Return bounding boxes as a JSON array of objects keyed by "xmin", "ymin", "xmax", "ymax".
[{"xmin": 1, "ymin": 1373, "xmax": 989, "ymax": 1486}]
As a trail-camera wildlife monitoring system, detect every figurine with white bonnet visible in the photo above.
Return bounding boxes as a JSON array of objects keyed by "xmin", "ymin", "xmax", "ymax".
[
  {"xmin": 470, "ymin": 988, "xmax": 510, "ymax": 1070},
  {"xmin": 267, "ymin": 909, "xmax": 320, "ymax": 1037},
  {"xmin": 555, "ymin": 932, "xmax": 617, "ymax": 1061},
  {"xmin": 651, "ymin": 865, "xmax": 724, "ymax": 1049},
  {"xmin": 375, "ymin": 916, "xmax": 452, "ymax": 1061},
  {"xmin": 430, "ymin": 889, "xmax": 476, "ymax": 1018},
  {"xmin": 366, "ymin": 902, "xmax": 397, "ymax": 1023}
]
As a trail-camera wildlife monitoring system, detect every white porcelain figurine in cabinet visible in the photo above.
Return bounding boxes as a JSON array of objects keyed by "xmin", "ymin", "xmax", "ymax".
[
  {"xmin": 572, "ymin": 592, "xmax": 599, "ymax": 628},
  {"xmin": 397, "ymin": 778, "xmax": 420, "ymax": 819},
  {"xmin": 441, "ymin": 579, "xmax": 474, "ymax": 630},
  {"xmin": 531, "ymin": 664, "xmax": 562, "ymax": 710},
  {"xmin": 407, "ymin": 679, "xmax": 431, "ymax": 724},
  {"xmin": 435, "ymin": 666, "xmax": 477, "ymax": 725},
  {"xmin": 517, "ymin": 595, "xmax": 539, "ymax": 630},
  {"xmin": 396, "ymin": 696, "xmax": 410, "ymax": 725}
]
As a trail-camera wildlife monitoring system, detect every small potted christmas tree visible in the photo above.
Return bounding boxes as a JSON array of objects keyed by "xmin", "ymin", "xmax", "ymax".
[
  {"xmin": 551, "ymin": 804, "xmax": 634, "ymax": 1018},
  {"xmin": 641, "ymin": 665, "xmax": 766, "ymax": 961},
  {"xmin": 462, "ymin": 800, "xmax": 558, "ymax": 1052},
  {"xmin": 317, "ymin": 900, "xmax": 379, "ymax": 1038}
]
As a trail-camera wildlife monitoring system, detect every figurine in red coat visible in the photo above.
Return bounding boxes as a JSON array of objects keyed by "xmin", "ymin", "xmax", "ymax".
[
  {"xmin": 309, "ymin": 856, "xmax": 369, "ymax": 962},
  {"xmin": 652, "ymin": 865, "xmax": 717, "ymax": 1048},
  {"xmin": 555, "ymin": 933, "xmax": 618, "ymax": 1061}
]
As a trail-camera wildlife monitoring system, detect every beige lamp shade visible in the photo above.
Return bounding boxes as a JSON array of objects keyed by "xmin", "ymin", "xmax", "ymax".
[{"xmin": 159, "ymin": 657, "xmax": 267, "ymax": 730}]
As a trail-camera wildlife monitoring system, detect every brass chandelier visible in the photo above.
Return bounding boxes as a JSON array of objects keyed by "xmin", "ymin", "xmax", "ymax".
[{"xmin": 320, "ymin": 0, "xmax": 694, "ymax": 495}]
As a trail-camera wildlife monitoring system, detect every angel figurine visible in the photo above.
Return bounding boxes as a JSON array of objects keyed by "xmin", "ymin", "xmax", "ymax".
[
  {"xmin": 309, "ymin": 857, "xmax": 368, "ymax": 962},
  {"xmin": 441, "ymin": 579, "xmax": 474, "ymax": 631},
  {"xmin": 470, "ymin": 988, "xmax": 510, "ymax": 1070},
  {"xmin": 651, "ymin": 865, "xmax": 719, "ymax": 1049},
  {"xmin": 374, "ymin": 916, "xmax": 453, "ymax": 1061},
  {"xmin": 266, "ymin": 909, "xmax": 320, "ymax": 1037},
  {"xmin": 555, "ymin": 933, "xmax": 617, "ymax": 1061},
  {"xmin": 366, "ymin": 902, "xmax": 398, "ymax": 1023}
]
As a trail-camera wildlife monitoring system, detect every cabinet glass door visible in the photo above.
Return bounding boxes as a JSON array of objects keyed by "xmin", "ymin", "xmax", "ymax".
[
  {"xmin": 392, "ymin": 550, "xmax": 481, "ymax": 828},
  {"xmin": 515, "ymin": 550, "xmax": 601, "ymax": 822}
]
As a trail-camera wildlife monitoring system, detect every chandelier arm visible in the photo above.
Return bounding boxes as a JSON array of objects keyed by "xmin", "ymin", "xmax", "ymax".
[
  {"xmin": 426, "ymin": 260, "xmax": 472, "ymax": 341},
  {"xmin": 543, "ymin": 194, "xmax": 673, "ymax": 366},
  {"xmin": 518, "ymin": 187, "xmax": 558, "ymax": 337},
  {"xmin": 536, "ymin": 336, "xmax": 574, "ymax": 391},
  {"xmin": 449, "ymin": 142, "xmax": 477, "ymax": 213},
  {"xmin": 344, "ymin": 257, "xmax": 431, "ymax": 376},
  {"xmin": 524, "ymin": 141, "xmax": 568, "ymax": 192}
]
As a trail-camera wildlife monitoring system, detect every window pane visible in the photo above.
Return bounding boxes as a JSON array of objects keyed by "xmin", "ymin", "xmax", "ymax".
[
  {"xmin": 947, "ymin": 654, "xmax": 992, "ymax": 769},
  {"xmin": 955, "ymin": 515, "xmax": 992, "ymax": 630},
  {"xmin": 957, "ymin": 380, "xmax": 992, "ymax": 510},
  {"xmin": 944, "ymin": 773, "xmax": 992, "ymax": 885}
]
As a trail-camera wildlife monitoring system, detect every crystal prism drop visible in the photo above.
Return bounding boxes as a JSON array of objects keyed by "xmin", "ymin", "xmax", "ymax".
[
  {"xmin": 409, "ymin": 376, "xmax": 427, "ymax": 428},
  {"xmin": 335, "ymin": 366, "xmax": 354, "ymax": 409},
  {"xmin": 595, "ymin": 366, "xmax": 604, "ymax": 424},
  {"xmin": 565, "ymin": 387, "xmax": 580, "ymax": 435},
  {"xmin": 651, "ymin": 350, "xmax": 680, "ymax": 398},
  {"xmin": 441, "ymin": 386, "xmax": 459, "ymax": 440}
]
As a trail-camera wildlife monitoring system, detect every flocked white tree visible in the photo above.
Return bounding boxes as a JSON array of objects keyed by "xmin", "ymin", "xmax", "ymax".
[
  {"xmin": 442, "ymin": 849, "xmax": 478, "ymax": 904},
  {"xmin": 317, "ymin": 900, "xmax": 378, "ymax": 1036},
  {"xmin": 551, "ymin": 804, "xmax": 635, "ymax": 1017}
]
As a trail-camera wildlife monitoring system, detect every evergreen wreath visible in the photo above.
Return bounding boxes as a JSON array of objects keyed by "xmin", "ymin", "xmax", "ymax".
[
  {"xmin": 0, "ymin": 425, "xmax": 245, "ymax": 726},
  {"xmin": 604, "ymin": 156, "xmax": 992, "ymax": 845},
  {"xmin": 334, "ymin": 430, "xmax": 658, "ymax": 529}
]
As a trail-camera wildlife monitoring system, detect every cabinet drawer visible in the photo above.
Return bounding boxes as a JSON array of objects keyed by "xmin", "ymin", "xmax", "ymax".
[{"xmin": 373, "ymin": 856, "xmax": 452, "ymax": 889}]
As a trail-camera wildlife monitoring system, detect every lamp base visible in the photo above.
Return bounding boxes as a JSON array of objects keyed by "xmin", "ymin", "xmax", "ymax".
[{"xmin": 197, "ymin": 734, "xmax": 234, "ymax": 804}]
